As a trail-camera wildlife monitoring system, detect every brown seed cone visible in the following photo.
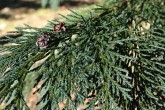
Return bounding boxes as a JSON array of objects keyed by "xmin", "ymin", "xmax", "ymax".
[
  {"xmin": 54, "ymin": 22, "xmax": 66, "ymax": 33},
  {"xmin": 36, "ymin": 34, "xmax": 51, "ymax": 49}
]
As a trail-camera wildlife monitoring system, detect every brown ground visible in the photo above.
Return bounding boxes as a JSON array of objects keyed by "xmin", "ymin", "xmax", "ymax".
[{"xmin": 0, "ymin": 0, "xmax": 98, "ymax": 37}]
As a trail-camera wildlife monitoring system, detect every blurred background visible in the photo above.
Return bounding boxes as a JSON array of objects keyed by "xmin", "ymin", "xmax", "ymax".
[{"xmin": 0, "ymin": 0, "xmax": 99, "ymax": 37}]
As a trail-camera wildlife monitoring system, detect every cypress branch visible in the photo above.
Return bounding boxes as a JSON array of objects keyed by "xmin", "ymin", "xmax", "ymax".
[{"xmin": 0, "ymin": 0, "xmax": 165, "ymax": 109}]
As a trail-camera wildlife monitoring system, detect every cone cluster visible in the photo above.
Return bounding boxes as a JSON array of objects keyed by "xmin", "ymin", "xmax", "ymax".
[{"xmin": 36, "ymin": 22, "xmax": 66, "ymax": 49}]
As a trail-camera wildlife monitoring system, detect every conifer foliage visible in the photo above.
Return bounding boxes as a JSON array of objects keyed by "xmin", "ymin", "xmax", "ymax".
[{"xmin": 0, "ymin": 0, "xmax": 165, "ymax": 109}]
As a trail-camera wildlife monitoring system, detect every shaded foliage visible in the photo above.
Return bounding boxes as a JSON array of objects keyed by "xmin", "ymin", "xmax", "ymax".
[{"xmin": 0, "ymin": 0, "xmax": 165, "ymax": 109}]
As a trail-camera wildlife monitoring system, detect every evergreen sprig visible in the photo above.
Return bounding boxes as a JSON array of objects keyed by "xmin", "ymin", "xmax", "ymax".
[{"xmin": 0, "ymin": 0, "xmax": 165, "ymax": 109}]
